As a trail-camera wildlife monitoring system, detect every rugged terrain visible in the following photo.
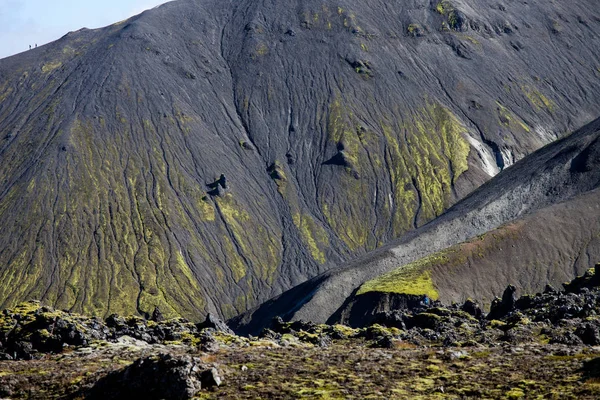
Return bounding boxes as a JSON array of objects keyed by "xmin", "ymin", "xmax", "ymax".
[
  {"xmin": 1, "ymin": 0, "xmax": 600, "ymax": 321},
  {"xmin": 3, "ymin": 268, "xmax": 600, "ymax": 398},
  {"xmin": 233, "ymin": 115, "xmax": 600, "ymax": 334}
]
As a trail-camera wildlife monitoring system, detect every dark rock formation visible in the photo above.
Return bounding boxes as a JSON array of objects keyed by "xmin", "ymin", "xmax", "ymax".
[
  {"xmin": 0, "ymin": 0, "xmax": 600, "ymax": 323},
  {"xmin": 197, "ymin": 313, "xmax": 235, "ymax": 335},
  {"xmin": 151, "ymin": 307, "xmax": 165, "ymax": 323},
  {"xmin": 85, "ymin": 354, "xmax": 218, "ymax": 400},
  {"xmin": 0, "ymin": 301, "xmax": 236, "ymax": 360},
  {"xmin": 461, "ymin": 299, "xmax": 483, "ymax": 319},
  {"xmin": 0, "ymin": 303, "xmax": 110, "ymax": 360},
  {"xmin": 487, "ymin": 285, "xmax": 517, "ymax": 320}
]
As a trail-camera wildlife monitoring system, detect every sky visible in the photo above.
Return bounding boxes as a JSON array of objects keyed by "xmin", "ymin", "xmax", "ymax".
[{"xmin": 0, "ymin": 0, "xmax": 169, "ymax": 59}]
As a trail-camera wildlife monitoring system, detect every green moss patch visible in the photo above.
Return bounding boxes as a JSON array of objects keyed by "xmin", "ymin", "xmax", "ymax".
[{"xmin": 357, "ymin": 253, "xmax": 443, "ymax": 299}]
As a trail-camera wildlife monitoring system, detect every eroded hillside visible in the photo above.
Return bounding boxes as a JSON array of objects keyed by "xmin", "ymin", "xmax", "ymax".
[
  {"xmin": 232, "ymin": 117, "xmax": 600, "ymax": 334},
  {"xmin": 1, "ymin": 0, "xmax": 600, "ymax": 320}
]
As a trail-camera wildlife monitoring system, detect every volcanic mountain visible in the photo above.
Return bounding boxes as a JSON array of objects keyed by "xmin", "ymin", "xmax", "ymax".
[
  {"xmin": 0, "ymin": 0, "xmax": 599, "ymax": 321},
  {"xmin": 232, "ymin": 116, "xmax": 600, "ymax": 334}
]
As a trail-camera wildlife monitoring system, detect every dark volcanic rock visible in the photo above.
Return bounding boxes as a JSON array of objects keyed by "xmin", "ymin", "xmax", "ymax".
[
  {"xmin": 1, "ymin": 0, "xmax": 600, "ymax": 323},
  {"xmin": 197, "ymin": 313, "xmax": 234, "ymax": 335},
  {"xmin": 85, "ymin": 354, "xmax": 216, "ymax": 400},
  {"xmin": 461, "ymin": 299, "xmax": 483, "ymax": 319},
  {"xmin": 151, "ymin": 307, "xmax": 165, "ymax": 323},
  {"xmin": 0, "ymin": 302, "xmax": 214, "ymax": 360},
  {"xmin": 487, "ymin": 285, "xmax": 517, "ymax": 320},
  {"xmin": 0, "ymin": 302, "xmax": 111, "ymax": 359}
]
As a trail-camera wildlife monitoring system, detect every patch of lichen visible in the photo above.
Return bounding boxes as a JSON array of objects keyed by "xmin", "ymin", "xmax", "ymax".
[
  {"xmin": 41, "ymin": 61, "xmax": 63, "ymax": 74},
  {"xmin": 293, "ymin": 214, "xmax": 329, "ymax": 264},
  {"xmin": 321, "ymin": 99, "xmax": 470, "ymax": 251},
  {"xmin": 215, "ymin": 193, "xmax": 281, "ymax": 283},
  {"xmin": 497, "ymin": 102, "xmax": 531, "ymax": 132},
  {"xmin": 234, "ymin": 287, "xmax": 258, "ymax": 315},
  {"xmin": 385, "ymin": 102, "xmax": 470, "ymax": 232},
  {"xmin": 357, "ymin": 249, "xmax": 453, "ymax": 299},
  {"xmin": 358, "ymin": 263, "xmax": 440, "ymax": 300},
  {"xmin": 0, "ymin": 87, "xmax": 13, "ymax": 103},
  {"xmin": 435, "ymin": 1, "xmax": 453, "ymax": 15},
  {"xmin": 221, "ymin": 235, "xmax": 248, "ymax": 283},
  {"xmin": 0, "ymin": 301, "xmax": 94, "ymax": 346},
  {"xmin": 321, "ymin": 99, "xmax": 373, "ymax": 251},
  {"xmin": 357, "ymin": 222, "xmax": 522, "ymax": 298},
  {"xmin": 520, "ymin": 85, "xmax": 555, "ymax": 112},
  {"xmin": 252, "ymin": 43, "xmax": 269, "ymax": 59},
  {"xmin": 273, "ymin": 163, "xmax": 332, "ymax": 265},
  {"xmin": 321, "ymin": 179, "xmax": 370, "ymax": 252},
  {"xmin": 0, "ymin": 114, "xmax": 221, "ymax": 321},
  {"xmin": 298, "ymin": 5, "xmax": 364, "ymax": 35}
]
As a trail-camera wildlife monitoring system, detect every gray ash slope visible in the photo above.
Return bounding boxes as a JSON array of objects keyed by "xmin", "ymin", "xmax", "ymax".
[
  {"xmin": 231, "ymin": 116, "xmax": 600, "ymax": 334},
  {"xmin": 0, "ymin": 0, "xmax": 600, "ymax": 320}
]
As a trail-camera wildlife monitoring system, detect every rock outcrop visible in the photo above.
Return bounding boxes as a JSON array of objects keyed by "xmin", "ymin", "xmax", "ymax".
[
  {"xmin": 86, "ymin": 354, "xmax": 220, "ymax": 400},
  {"xmin": 2, "ymin": 269, "xmax": 600, "ymax": 398}
]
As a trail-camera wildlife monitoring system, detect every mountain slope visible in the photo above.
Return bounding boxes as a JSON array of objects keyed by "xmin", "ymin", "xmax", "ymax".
[
  {"xmin": 1, "ymin": 0, "xmax": 600, "ymax": 320},
  {"xmin": 231, "ymin": 116, "xmax": 600, "ymax": 334},
  {"xmin": 337, "ymin": 186, "xmax": 600, "ymax": 327}
]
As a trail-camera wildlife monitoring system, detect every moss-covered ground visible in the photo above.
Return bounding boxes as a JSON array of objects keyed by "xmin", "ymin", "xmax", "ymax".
[{"xmin": 1, "ymin": 339, "xmax": 600, "ymax": 399}]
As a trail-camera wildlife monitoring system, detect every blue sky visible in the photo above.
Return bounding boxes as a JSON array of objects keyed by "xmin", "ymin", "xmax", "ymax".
[{"xmin": 0, "ymin": 0, "xmax": 168, "ymax": 59}]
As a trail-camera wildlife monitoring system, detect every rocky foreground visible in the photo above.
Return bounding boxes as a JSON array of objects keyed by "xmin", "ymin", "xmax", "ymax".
[{"xmin": 3, "ymin": 267, "xmax": 600, "ymax": 398}]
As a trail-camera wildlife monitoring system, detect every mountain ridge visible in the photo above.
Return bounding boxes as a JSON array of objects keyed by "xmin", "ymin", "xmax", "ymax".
[{"xmin": 1, "ymin": 0, "xmax": 600, "ymax": 321}]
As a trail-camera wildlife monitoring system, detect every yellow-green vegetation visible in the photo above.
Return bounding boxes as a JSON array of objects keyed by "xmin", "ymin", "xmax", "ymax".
[
  {"xmin": 253, "ymin": 43, "xmax": 269, "ymax": 58},
  {"xmin": 505, "ymin": 387, "xmax": 526, "ymax": 399},
  {"xmin": 321, "ymin": 99, "xmax": 372, "ymax": 251},
  {"xmin": 298, "ymin": 5, "xmax": 363, "ymax": 35},
  {"xmin": 384, "ymin": 102, "xmax": 470, "ymax": 234},
  {"xmin": 272, "ymin": 160, "xmax": 332, "ymax": 264},
  {"xmin": 0, "ymin": 114, "xmax": 232, "ymax": 320},
  {"xmin": 520, "ymin": 85, "xmax": 554, "ymax": 112},
  {"xmin": 321, "ymin": 98, "xmax": 470, "ymax": 251},
  {"xmin": 2, "ymin": 300, "xmax": 600, "ymax": 399},
  {"xmin": 197, "ymin": 196, "xmax": 216, "ymax": 222},
  {"xmin": 221, "ymin": 235, "xmax": 247, "ymax": 282},
  {"xmin": 357, "ymin": 252, "xmax": 447, "ymax": 299},
  {"xmin": 357, "ymin": 221, "xmax": 523, "ymax": 299},
  {"xmin": 497, "ymin": 102, "xmax": 531, "ymax": 132},
  {"xmin": 41, "ymin": 61, "xmax": 63, "ymax": 74},
  {"xmin": 407, "ymin": 24, "xmax": 421, "ymax": 35},
  {"xmin": 461, "ymin": 35, "xmax": 481, "ymax": 46},
  {"xmin": 62, "ymin": 46, "xmax": 78, "ymax": 57},
  {"xmin": 489, "ymin": 320, "xmax": 507, "ymax": 329},
  {"xmin": 435, "ymin": 1, "xmax": 453, "ymax": 15},
  {"xmin": 215, "ymin": 193, "xmax": 281, "ymax": 283},
  {"xmin": 0, "ymin": 87, "xmax": 13, "ymax": 103},
  {"xmin": 293, "ymin": 213, "xmax": 329, "ymax": 264}
]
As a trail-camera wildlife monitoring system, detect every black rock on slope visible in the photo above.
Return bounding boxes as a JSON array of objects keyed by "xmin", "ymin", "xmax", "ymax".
[{"xmin": 1, "ymin": 0, "xmax": 600, "ymax": 320}]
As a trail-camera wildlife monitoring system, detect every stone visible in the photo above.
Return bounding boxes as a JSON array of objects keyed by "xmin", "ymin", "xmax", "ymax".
[
  {"xmin": 461, "ymin": 299, "xmax": 483, "ymax": 319},
  {"xmin": 85, "ymin": 354, "xmax": 211, "ymax": 400},
  {"xmin": 201, "ymin": 367, "xmax": 222, "ymax": 389},
  {"xmin": 371, "ymin": 335, "xmax": 395, "ymax": 349},
  {"xmin": 151, "ymin": 307, "xmax": 165, "ymax": 323},
  {"xmin": 197, "ymin": 313, "xmax": 234, "ymax": 335},
  {"xmin": 576, "ymin": 323, "xmax": 600, "ymax": 345}
]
